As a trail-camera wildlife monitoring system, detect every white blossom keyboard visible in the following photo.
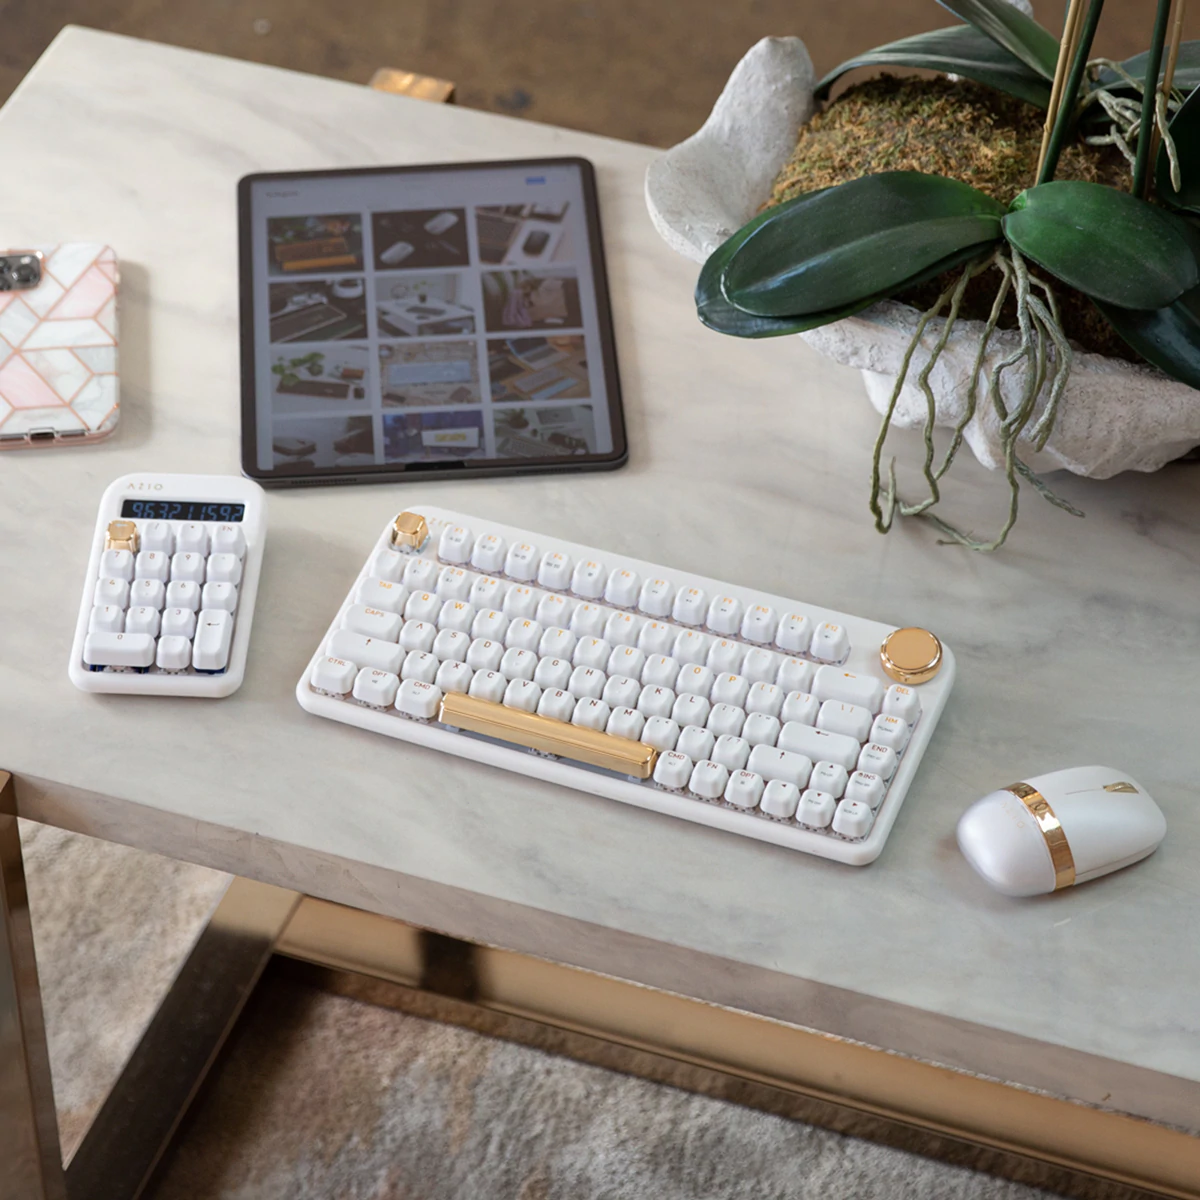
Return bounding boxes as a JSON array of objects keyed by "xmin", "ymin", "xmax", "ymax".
[
  {"xmin": 297, "ymin": 507, "xmax": 956, "ymax": 864},
  {"xmin": 68, "ymin": 473, "xmax": 267, "ymax": 698}
]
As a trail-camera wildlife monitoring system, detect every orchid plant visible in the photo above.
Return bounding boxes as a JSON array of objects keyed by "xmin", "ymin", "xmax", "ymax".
[{"xmin": 698, "ymin": 0, "xmax": 1200, "ymax": 549}]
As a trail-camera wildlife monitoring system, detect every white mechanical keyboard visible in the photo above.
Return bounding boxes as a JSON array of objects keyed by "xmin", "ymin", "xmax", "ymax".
[
  {"xmin": 68, "ymin": 473, "xmax": 267, "ymax": 698},
  {"xmin": 297, "ymin": 507, "xmax": 956, "ymax": 864}
]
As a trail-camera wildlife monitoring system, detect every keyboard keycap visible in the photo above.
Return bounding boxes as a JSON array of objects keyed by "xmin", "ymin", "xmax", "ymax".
[
  {"xmin": 846, "ymin": 771, "xmax": 886, "ymax": 809},
  {"xmin": 761, "ymin": 779, "xmax": 801, "ymax": 819},
  {"xmin": 506, "ymin": 618, "xmax": 543, "ymax": 652},
  {"xmin": 606, "ymin": 707, "xmax": 645, "ymax": 740},
  {"xmin": 573, "ymin": 637, "xmax": 611, "ymax": 670},
  {"xmin": 638, "ymin": 577, "xmax": 673, "ymax": 617},
  {"xmin": 536, "ymin": 593, "xmax": 574, "ymax": 628},
  {"xmin": 345, "ymin": 605, "xmax": 402, "ymax": 641},
  {"xmin": 370, "ymin": 548, "xmax": 407, "ymax": 584},
  {"xmin": 471, "ymin": 533, "xmax": 506, "ymax": 573},
  {"xmin": 642, "ymin": 716, "xmax": 680, "ymax": 752},
  {"xmin": 870, "ymin": 714, "xmax": 911, "ymax": 752},
  {"xmin": 134, "ymin": 551, "xmax": 170, "ymax": 582},
  {"xmin": 672, "ymin": 587, "xmax": 707, "ymax": 626},
  {"xmin": 742, "ymin": 712, "xmax": 781, "ymax": 747},
  {"xmin": 811, "ymin": 761, "xmax": 849, "ymax": 798},
  {"xmin": 689, "ymin": 760, "xmax": 729, "ymax": 799},
  {"xmin": 711, "ymin": 673, "xmax": 749, "ymax": 707},
  {"xmin": 811, "ymin": 622, "xmax": 850, "ymax": 663},
  {"xmin": 468, "ymin": 670, "xmax": 507, "ymax": 703},
  {"xmin": 571, "ymin": 559, "xmax": 606, "ymax": 599},
  {"xmin": 706, "ymin": 703, "xmax": 745, "ymax": 738},
  {"xmin": 354, "ymin": 578, "xmax": 408, "ymax": 614},
  {"xmin": 192, "ymin": 610, "xmax": 234, "ymax": 671},
  {"xmin": 156, "ymin": 635, "xmax": 192, "ymax": 671},
  {"xmin": 354, "ymin": 668, "xmax": 400, "ymax": 707},
  {"xmin": 740, "ymin": 604, "xmax": 777, "ymax": 644},
  {"xmin": 436, "ymin": 566, "xmax": 472, "ymax": 601},
  {"xmin": 400, "ymin": 620, "xmax": 437, "ymax": 653},
  {"xmin": 438, "ymin": 524, "xmax": 472, "ymax": 564},
  {"xmin": 741, "ymin": 648, "xmax": 780, "ymax": 684},
  {"xmin": 653, "ymin": 751, "xmax": 692, "ymax": 789},
  {"xmin": 89, "ymin": 604, "xmax": 124, "ymax": 634},
  {"xmin": 672, "ymin": 629, "xmax": 710, "ymax": 667},
  {"xmin": 882, "ymin": 684, "xmax": 921, "ymax": 724},
  {"xmin": 706, "ymin": 638, "xmax": 744, "ymax": 674},
  {"xmin": 676, "ymin": 663, "xmax": 714, "ymax": 700},
  {"xmin": 725, "ymin": 771, "xmax": 764, "ymax": 809},
  {"xmin": 745, "ymin": 682, "xmax": 783, "ymax": 718},
  {"xmin": 166, "ymin": 580, "xmax": 200, "ymax": 612},
  {"xmin": 858, "ymin": 743, "xmax": 899, "ymax": 780},
  {"xmin": 812, "ymin": 666, "xmax": 884, "ymax": 713},
  {"xmin": 503, "ymin": 586, "xmax": 540, "ymax": 619},
  {"xmin": 676, "ymin": 725, "xmax": 715, "ymax": 761},
  {"xmin": 712, "ymin": 735, "xmax": 750, "ymax": 771},
  {"xmin": 602, "ymin": 675, "xmax": 641, "ymax": 710},
  {"xmin": 84, "ymin": 631, "xmax": 155, "ymax": 668},
  {"xmin": 130, "ymin": 578, "xmax": 166, "ymax": 610},
  {"xmin": 403, "ymin": 557, "xmax": 439, "ymax": 592},
  {"xmin": 206, "ymin": 553, "xmax": 242, "ymax": 585},
  {"xmin": 433, "ymin": 629, "xmax": 470, "ymax": 662},
  {"xmin": 776, "ymin": 657, "xmax": 814, "ymax": 694},
  {"xmin": 637, "ymin": 684, "xmax": 675, "ymax": 718},
  {"xmin": 95, "ymin": 577, "xmax": 130, "ymax": 608},
  {"xmin": 438, "ymin": 600, "xmax": 476, "ymax": 634},
  {"xmin": 401, "ymin": 651, "xmax": 439, "ymax": 683},
  {"xmin": 641, "ymin": 654, "xmax": 679, "ymax": 689},
  {"xmin": 672, "ymin": 693, "xmax": 711, "ymax": 728},
  {"xmin": 534, "ymin": 656, "xmax": 573, "ymax": 690},
  {"xmin": 405, "ymin": 591, "xmax": 441, "ymax": 623},
  {"xmin": 608, "ymin": 645, "xmax": 646, "ymax": 680},
  {"xmin": 798, "ymin": 789, "xmax": 836, "ymax": 828},
  {"xmin": 569, "ymin": 664, "xmax": 606, "ymax": 698},
  {"xmin": 537, "ymin": 688, "xmax": 576, "ymax": 721},
  {"xmin": 746, "ymin": 745, "xmax": 812, "ymax": 789},
  {"xmin": 538, "ymin": 551, "xmax": 572, "ymax": 590},
  {"xmin": 780, "ymin": 691, "xmax": 819, "ymax": 726},
  {"xmin": 775, "ymin": 613, "xmax": 813, "ymax": 655},
  {"xmin": 777, "ymin": 722, "xmax": 860, "ymax": 773},
  {"xmin": 471, "ymin": 609, "xmax": 508, "ymax": 641},
  {"xmin": 817, "ymin": 700, "xmax": 873, "ymax": 742},
  {"xmin": 470, "ymin": 576, "xmax": 507, "ymax": 610},
  {"xmin": 504, "ymin": 678, "xmax": 541, "ymax": 713},
  {"xmin": 572, "ymin": 696, "xmax": 610, "ymax": 730},
  {"xmin": 162, "ymin": 607, "xmax": 197, "ymax": 639},
  {"xmin": 141, "ymin": 520, "xmax": 174, "ymax": 554},
  {"xmin": 171, "ymin": 552, "xmax": 206, "ymax": 584},
  {"xmin": 177, "ymin": 522, "xmax": 208, "ymax": 554},
  {"xmin": 328, "ymin": 630, "xmax": 403, "ymax": 674},
  {"xmin": 504, "ymin": 542, "xmax": 539, "ymax": 582},
  {"xmin": 636, "ymin": 620, "xmax": 677, "ymax": 656},
  {"xmin": 211, "ymin": 524, "xmax": 246, "ymax": 558},
  {"xmin": 396, "ymin": 679, "xmax": 443, "ymax": 719},
  {"xmin": 201, "ymin": 581, "xmax": 238, "ymax": 613},
  {"xmin": 706, "ymin": 594, "xmax": 742, "ymax": 636},
  {"xmin": 832, "ymin": 798, "xmax": 874, "ymax": 839},
  {"xmin": 570, "ymin": 603, "xmax": 610, "ymax": 638},
  {"xmin": 125, "ymin": 606, "xmax": 160, "ymax": 637},
  {"xmin": 604, "ymin": 568, "xmax": 640, "ymax": 608},
  {"xmin": 466, "ymin": 637, "xmax": 504, "ymax": 671},
  {"xmin": 500, "ymin": 647, "xmax": 538, "ymax": 681}
]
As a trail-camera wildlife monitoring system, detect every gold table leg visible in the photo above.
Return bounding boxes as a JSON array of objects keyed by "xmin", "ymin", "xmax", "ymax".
[{"xmin": 0, "ymin": 769, "xmax": 66, "ymax": 1200}]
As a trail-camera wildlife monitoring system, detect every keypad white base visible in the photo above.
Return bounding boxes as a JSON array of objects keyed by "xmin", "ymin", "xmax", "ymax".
[
  {"xmin": 297, "ymin": 505, "xmax": 956, "ymax": 865},
  {"xmin": 68, "ymin": 473, "xmax": 267, "ymax": 697}
]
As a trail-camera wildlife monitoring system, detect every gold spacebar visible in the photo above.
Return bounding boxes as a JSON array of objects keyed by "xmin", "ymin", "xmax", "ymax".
[{"xmin": 439, "ymin": 693, "xmax": 659, "ymax": 779}]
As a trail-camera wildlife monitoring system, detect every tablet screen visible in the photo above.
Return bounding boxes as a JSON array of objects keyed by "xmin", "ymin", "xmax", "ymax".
[{"xmin": 238, "ymin": 158, "xmax": 625, "ymax": 483}]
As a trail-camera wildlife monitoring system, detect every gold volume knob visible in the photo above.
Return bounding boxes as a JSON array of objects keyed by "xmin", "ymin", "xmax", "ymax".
[
  {"xmin": 105, "ymin": 520, "xmax": 139, "ymax": 552},
  {"xmin": 880, "ymin": 627, "xmax": 942, "ymax": 685},
  {"xmin": 390, "ymin": 511, "xmax": 429, "ymax": 550}
]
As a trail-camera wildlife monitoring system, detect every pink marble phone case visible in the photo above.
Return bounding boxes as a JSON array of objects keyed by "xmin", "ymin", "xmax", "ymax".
[{"xmin": 0, "ymin": 244, "xmax": 119, "ymax": 447}]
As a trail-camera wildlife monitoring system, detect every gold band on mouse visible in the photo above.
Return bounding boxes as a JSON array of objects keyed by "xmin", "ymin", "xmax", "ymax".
[{"xmin": 1006, "ymin": 782, "xmax": 1076, "ymax": 890}]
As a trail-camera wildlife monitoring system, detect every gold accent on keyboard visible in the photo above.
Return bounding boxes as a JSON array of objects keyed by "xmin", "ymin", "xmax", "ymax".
[
  {"xmin": 391, "ymin": 511, "xmax": 429, "ymax": 550},
  {"xmin": 1005, "ymin": 782, "xmax": 1075, "ymax": 890},
  {"xmin": 879, "ymin": 627, "xmax": 942, "ymax": 685},
  {"xmin": 105, "ymin": 520, "xmax": 139, "ymax": 552},
  {"xmin": 1103, "ymin": 781, "xmax": 1139, "ymax": 794},
  {"xmin": 440, "ymin": 693, "xmax": 659, "ymax": 779}
]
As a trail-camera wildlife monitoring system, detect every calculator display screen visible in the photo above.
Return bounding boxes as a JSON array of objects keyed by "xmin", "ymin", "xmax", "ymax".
[{"xmin": 120, "ymin": 500, "xmax": 246, "ymax": 522}]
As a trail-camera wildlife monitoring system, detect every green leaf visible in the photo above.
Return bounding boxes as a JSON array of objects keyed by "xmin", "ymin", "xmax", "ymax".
[
  {"xmin": 720, "ymin": 172, "xmax": 1004, "ymax": 318},
  {"xmin": 1157, "ymin": 86, "xmax": 1200, "ymax": 211},
  {"xmin": 814, "ymin": 25, "xmax": 1051, "ymax": 108},
  {"xmin": 1096, "ymin": 287, "xmax": 1200, "ymax": 389},
  {"xmin": 1102, "ymin": 42, "xmax": 1200, "ymax": 94},
  {"xmin": 933, "ymin": 0, "xmax": 1059, "ymax": 78},
  {"xmin": 1003, "ymin": 180, "xmax": 1199, "ymax": 308}
]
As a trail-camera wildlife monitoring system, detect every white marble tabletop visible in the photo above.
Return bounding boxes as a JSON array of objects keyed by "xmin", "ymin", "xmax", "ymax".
[{"xmin": 3, "ymin": 27, "xmax": 1199, "ymax": 1130}]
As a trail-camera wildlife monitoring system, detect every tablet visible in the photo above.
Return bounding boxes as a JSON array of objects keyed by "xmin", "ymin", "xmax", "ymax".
[{"xmin": 237, "ymin": 158, "xmax": 627, "ymax": 486}]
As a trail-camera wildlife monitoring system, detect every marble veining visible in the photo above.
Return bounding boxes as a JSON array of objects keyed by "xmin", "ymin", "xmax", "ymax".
[{"xmin": 2, "ymin": 28, "xmax": 1200, "ymax": 1124}]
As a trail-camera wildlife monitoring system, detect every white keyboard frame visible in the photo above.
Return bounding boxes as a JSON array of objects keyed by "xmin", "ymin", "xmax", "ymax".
[
  {"xmin": 297, "ymin": 505, "xmax": 957, "ymax": 865},
  {"xmin": 68, "ymin": 472, "xmax": 267, "ymax": 698}
]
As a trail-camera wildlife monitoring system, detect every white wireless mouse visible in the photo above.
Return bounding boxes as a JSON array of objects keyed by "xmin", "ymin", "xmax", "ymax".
[
  {"xmin": 380, "ymin": 240, "xmax": 415, "ymax": 265},
  {"xmin": 956, "ymin": 766, "xmax": 1166, "ymax": 897}
]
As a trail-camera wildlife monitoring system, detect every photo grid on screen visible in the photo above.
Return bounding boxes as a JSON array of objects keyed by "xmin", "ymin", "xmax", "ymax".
[{"xmin": 251, "ymin": 166, "xmax": 613, "ymax": 473}]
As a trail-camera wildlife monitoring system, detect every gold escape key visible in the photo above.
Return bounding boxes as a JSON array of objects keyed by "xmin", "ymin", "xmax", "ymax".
[
  {"xmin": 391, "ymin": 510, "xmax": 429, "ymax": 550},
  {"xmin": 880, "ymin": 627, "xmax": 943, "ymax": 685},
  {"xmin": 104, "ymin": 520, "xmax": 139, "ymax": 552},
  {"xmin": 440, "ymin": 692, "xmax": 658, "ymax": 779}
]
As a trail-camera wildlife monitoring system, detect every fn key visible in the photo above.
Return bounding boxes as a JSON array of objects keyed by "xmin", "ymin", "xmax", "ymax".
[{"xmin": 193, "ymin": 609, "xmax": 234, "ymax": 672}]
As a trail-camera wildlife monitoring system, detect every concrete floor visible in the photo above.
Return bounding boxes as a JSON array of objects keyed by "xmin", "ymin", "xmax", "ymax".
[{"xmin": 1, "ymin": 1, "xmax": 1197, "ymax": 148}]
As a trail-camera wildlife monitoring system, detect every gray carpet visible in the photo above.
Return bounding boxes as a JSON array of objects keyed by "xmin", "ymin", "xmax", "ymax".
[{"xmin": 21, "ymin": 826, "xmax": 1062, "ymax": 1198}]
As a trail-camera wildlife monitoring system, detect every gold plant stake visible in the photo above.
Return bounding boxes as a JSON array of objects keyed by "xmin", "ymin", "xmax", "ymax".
[
  {"xmin": 1148, "ymin": 0, "xmax": 1189, "ymax": 173},
  {"xmin": 1038, "ymin": 0, "xmax": 1088, "ymax": 177}
]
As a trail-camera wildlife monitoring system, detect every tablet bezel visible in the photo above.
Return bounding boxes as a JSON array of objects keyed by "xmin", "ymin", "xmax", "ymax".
[{"xmin": 237, "ymin": 157, "xmax": 628, "ymax": 487}]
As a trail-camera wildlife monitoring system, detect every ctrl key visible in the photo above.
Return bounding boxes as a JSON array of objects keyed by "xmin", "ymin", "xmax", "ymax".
[
  {"xmin": 84, "ymin": 631, "xmax": 155, "ymax": 671},
  {"xmin": 311, "ymin": 656, "xmax": 356, "ymax": 695}
]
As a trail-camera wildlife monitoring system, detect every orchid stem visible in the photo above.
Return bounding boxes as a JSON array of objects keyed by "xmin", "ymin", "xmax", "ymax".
[
  {"xmin": 1038, "ymin": 0, "xmax": 1107, "ymax": 184},
  {"xmin": 1133, "ymin": 0, "xmax": 1174, "ymax": 197}
]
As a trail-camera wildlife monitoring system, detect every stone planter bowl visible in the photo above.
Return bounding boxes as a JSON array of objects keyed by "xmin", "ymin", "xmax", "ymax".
[{"xmin": 644, "ymin": 37, "xmax": 1200, "ymax": 478}]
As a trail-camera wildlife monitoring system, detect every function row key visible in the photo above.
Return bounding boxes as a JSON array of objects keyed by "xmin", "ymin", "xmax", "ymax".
[{"xmin": 124, "ymin": 521, "xmax": 246, "ymax": 558}]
